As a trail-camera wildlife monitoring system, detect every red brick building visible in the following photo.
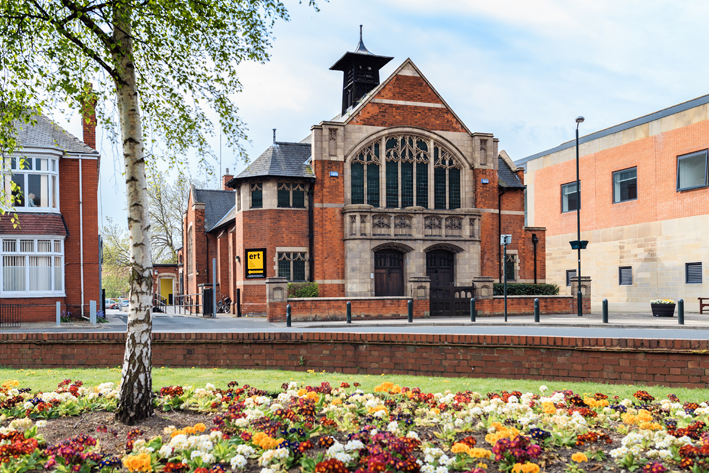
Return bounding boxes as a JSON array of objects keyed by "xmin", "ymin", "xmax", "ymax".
[
  {"xmin": 1, "ymin": 114, "xmax": 100, "ymax": 321},
  {"xmin": 183, "ymin": 36, "xmax": 545, "ymax": 317}
]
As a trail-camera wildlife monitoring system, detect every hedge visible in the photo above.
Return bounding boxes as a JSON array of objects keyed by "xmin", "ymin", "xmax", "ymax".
[
  {"xmin": 493, "ymin": 283, "xmax": 559, "ymax": 296},
  {"xmin": 288, "ymin": 282, "xmax": 319, "ymax": 298}
]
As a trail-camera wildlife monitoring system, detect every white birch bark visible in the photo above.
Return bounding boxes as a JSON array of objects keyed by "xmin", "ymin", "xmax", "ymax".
[{"xmin": 112, "ymin": 5, "xmax": 154, "ymax": 424}]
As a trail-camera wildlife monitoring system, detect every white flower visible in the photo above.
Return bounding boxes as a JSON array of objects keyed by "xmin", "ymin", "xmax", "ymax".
[
  {"xmin": 230, "ymin": 454, "xmax": 248, "ymax": 469},
  {"xmin": 439, "ymin": 455, "xmax": 453, "ymax": 466},
  {"xmin": 345, "ymin": 440, "xmax": 364, "ymax": 451},
  {"xmin": 159, "ymin": 445, "xmax": 173, "ymax": 457},
  {"xmin": 332, "ymin": 452, "xmax": 352, "ymax": 463},
  {"xmin": 206, "ymin": 383, "xmax": 216, "ymax": 391},
  {"xmin": 236, "ymin": 445, "xmax": 256, "ymax": 456},
  {"xmin": 539, "ymin": 385, "xmax": 548, "ymax": 393},
  {"xmin": 261, "ymin": 469, "xmax": 275, "ymax": 473},
  {"xmin": 406, "ymin": 431, "xmax": 419, "ymax": 440},
  {"xmin": 435, "ymin": 466, "xmax": 449, "ymax": 473},
  {"xmin": 35, "ymin": 420, "xmax": 47, "ymax": 428},
  {"xmin": 421, "ymin": 465, "xmax": 435, "ymax": 473}
]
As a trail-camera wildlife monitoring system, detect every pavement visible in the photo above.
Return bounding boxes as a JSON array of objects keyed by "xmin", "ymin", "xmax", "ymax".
[{"xmin": 2, "ymin": 308, "xmax": 709, "ymax": 339}]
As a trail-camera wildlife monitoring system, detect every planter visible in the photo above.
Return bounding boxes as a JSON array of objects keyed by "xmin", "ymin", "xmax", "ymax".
[{"xmin": 651, "ymin": 303, "xmax": 675, "ymax": 317}]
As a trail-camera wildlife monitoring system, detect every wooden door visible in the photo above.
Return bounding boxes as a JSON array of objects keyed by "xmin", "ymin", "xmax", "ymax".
[
  {"xmin": 374, "ymin": 250, "xmax": 404, "ymax": 296},
  {"xmin": 427, "ymin": 250, "xmax": 454, "ymax": 287}
]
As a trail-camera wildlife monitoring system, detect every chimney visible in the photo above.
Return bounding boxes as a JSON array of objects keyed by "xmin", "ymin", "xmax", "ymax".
[
  {"xmin": 81, "ymin": 85, "xmax": 97, "ymax": 150},
  {"xmin": 222, "ymin": 168, "xmax": 234, "ymax": 190}
]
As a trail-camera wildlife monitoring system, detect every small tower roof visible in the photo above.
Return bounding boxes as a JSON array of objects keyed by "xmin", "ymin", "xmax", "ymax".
[{"xmin": 330, "ymin": 26, "xmax": 393, "ymax": 71}]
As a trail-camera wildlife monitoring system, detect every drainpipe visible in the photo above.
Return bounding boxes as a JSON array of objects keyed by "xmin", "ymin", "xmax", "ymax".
[
  {"xmin": 498, "ymin": 187, "xmax": 506, "ymax": 282},
  {"xmin": 307, "ymin": 180, "xmax": 315, "ymax": 282},
  {"xmin": 78, "ymin": 155, "xmax": 85, "ymax": 317},
  {"xmin": 532, "ymin": 234, "xmax": 539, "ymax": 284}
]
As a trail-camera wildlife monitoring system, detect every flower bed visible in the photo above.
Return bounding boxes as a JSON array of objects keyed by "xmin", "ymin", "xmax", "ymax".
[{"xmin": 1, "ymin": 378, "xmax": 707, "ymax": 473}]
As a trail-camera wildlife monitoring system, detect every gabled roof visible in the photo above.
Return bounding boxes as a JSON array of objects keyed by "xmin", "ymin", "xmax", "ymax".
[
  {"xmin": 334, "ymin": 59, "xmax": 472, "ymax": 135},
  {"xmin": 227, "ymin": 142, "xmax": 314, "ymax": 186},
  {"xmin": 15, "ymin": 115, "xmax": 98, "ymax": 155},
  {"xmin": 193, "ymin": 188, "xmax": 235, "ymax": 232},
  {"xmin": 497, "ymin": 157, "xmax": 525, "ymax": 189}
]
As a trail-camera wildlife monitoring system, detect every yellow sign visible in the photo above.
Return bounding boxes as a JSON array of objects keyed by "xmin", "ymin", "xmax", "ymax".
[{"xmin": 245, "ymin": 248, "xmax": 266, "ymax": 278}]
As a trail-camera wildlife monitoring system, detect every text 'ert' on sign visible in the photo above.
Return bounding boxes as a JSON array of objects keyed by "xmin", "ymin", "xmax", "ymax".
[{"xmin": 245, "ymin": 248, "xmax": 266, "ymax": 278}]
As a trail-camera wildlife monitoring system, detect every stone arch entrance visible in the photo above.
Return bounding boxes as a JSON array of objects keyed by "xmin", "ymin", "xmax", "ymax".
[{"xmin": 374, "ymin": 249, "xmax": 404, "ymax": 296}]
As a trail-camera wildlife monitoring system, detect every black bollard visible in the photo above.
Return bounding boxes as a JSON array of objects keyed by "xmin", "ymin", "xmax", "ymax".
[
  {"xmin": 470, "ymin": 298, "xmax": 476, "ymax": 322},
  {"xmin": 602, "ymin": 299, "xmax": 608, "ymax": 324},
  {"xmin": 678, "ymin": 299, "xmax": 684, "ymax": 325},
  {"xmin": 534, "ymin": 298, "xmax": 540, "ymax": 323},
  {"xmin": 408, "ymin": 300, "xmax": 413, "ymax": 323},
  {"xmin": 346, "ymin": 301, "xmax": 352, "ymax": 324},
  {"xmin": 286, "ymin": 304, "xmax": 291, "ymax": 328}
]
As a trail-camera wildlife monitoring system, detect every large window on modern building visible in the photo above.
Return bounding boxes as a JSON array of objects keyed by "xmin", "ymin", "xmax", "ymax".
[
  {"xmin": 686, "ymin": 262, "xmax": 703, "ymax": 284},
  {"xmin": 0, "ymin": 238, "xmax": 64, "ymax": 295},
  {"xmin": 619, "ymin": 266, "xmax": 633, "ymax": 286},
  {"xmin": 277, "ymin": 252, "xmax": 306, "ymax": 281},
  {"xmin": 350, "ymin": 135, "xmax": 462, "ymax": 210},
  {"xmin": 613, "ymin": 167, "xmax": 637, "ymax": 203},
  {"xmin": 250, "ymin": 183, "xmax": 262, "ymax": 208},
  {"xmin": 677, "ymin": 150, "xmax": 708, "ymax": 191},
  {"xmin": 277, "ymin": 183, "xmax": 305, "ymax": 208},
  {"xmin": 4, "ymin": 156, "xmax": 59, "ymax": 210},
  {"xmin": 561, "ymin": 182, "xmax": 579, "ymax": 213}
]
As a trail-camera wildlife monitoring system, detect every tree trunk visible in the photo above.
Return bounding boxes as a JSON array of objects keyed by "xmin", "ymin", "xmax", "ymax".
[{"xmin": 113, "ymin": 5, "xmax": 154, "ymax": 425}]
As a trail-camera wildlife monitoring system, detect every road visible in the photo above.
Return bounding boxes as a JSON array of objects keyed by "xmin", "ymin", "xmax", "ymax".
[{"xmin": 2, "ymin": 309, "xmax": 709, "ymax": 339}]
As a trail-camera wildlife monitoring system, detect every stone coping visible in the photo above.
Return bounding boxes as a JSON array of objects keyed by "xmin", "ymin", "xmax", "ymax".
[
  {"xmin": 492, "ymin": 295, "xmax": 575, "ymax": 299},
  {"xmin": 285, "ymin": 297, "xmax": 412, "ymax": 302}
]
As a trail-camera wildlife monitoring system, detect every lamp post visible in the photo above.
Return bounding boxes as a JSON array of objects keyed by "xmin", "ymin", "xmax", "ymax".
[{"xmin": 575, "ymin": 116, "xmax": 584, "ymax": 317}]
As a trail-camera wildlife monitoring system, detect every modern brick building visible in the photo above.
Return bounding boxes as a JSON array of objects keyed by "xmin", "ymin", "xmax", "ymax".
[
  {"xmin": 0, "ymin": 113, "xmax": 100, "ymax": 321},
  {"xmin": 518, "ymin": 96, "xmax": 709, "ymax": 312},
  {"xmin": 183, "ymin": 35, "xmax": 546, "ymax": 317}
]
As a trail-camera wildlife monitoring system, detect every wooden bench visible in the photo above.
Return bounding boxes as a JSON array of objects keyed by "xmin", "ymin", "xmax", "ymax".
[{"xmin": 700, "ymin": 298, "xmax": 709, "ymax": 315}]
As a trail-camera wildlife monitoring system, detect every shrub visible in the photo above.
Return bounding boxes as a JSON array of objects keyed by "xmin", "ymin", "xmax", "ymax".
[
  {"xmin": 493, "ymin": 283, "xmax": 559, "ymax": 296},
  {"xmin": 288, "ymin": 282, "xmax": 319, "ymax": 298}
]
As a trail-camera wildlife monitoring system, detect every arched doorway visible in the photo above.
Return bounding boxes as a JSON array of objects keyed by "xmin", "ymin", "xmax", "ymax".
[
  {"xmin": 374, "ymin": 250, "xmax": 404, "ymax": 296},
  {"xmin": 426, "ymin": 250, "xmax": 454, "ymax": 287}
]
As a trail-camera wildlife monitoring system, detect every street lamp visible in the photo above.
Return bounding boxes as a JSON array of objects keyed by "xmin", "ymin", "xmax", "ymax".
[{"xmin": 575, "ymin": 116, "xmax": 584, "ymax": 317}]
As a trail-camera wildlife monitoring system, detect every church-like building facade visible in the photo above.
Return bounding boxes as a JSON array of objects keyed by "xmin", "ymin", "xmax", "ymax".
[{"xmin": 183, "ymin": 34, "xmax": 545, "ymax": 317}]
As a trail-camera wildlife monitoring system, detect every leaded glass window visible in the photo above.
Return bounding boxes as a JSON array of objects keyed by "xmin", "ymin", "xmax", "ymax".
[
  {"xmin": 434, "ymin": 167, "xmax": 446, "ymax": 210},
  {"xmin": 386, "ymin": 160, "xmax": 398, "ymax": 208},
  {"xmin": 251, "ymin": 183, "xmax": 262, "ymax": 209},
  {"xmin": 350, "ymin": 143, "xmax": 380, "ymax": 207},
  {"xmin": 278, "ymin": 183, "xmax": 306, "ymax": 208},
  {"xmin": 278, "ymin": 252, "xmax": 307, "ymax": 281},
  {"xmin": 449, "ymin": 168, "xmax": 461, "ymax": 209},
  {"xmin": 416, "ymin": 162, "xmax": 428, "ymax": 208},
  {"xmin": 277, "ymin": 183, "xmax": 290, "ymax": 208},
  {"xmin": 401, "ymin": 162, "xmax": 414, "ymax": 208},
  {"xmin": 367, "ymin": 163, "xmax": 379, "ymax": 207},
  {"xmin": 351, "ymin": 163, "xmax": 364, "ymax": 204}
]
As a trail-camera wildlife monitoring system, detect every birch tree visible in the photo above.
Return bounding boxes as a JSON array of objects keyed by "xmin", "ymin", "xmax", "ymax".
[{"xmin": 0, "ymin": 0, "xmax": 312, "ymax": 424}]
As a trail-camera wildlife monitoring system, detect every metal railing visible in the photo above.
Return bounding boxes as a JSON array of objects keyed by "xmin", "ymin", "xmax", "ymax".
[
  {"xmin": 152, "ymin": 294, "xmax": 167, "ymax": 313},
  {"xmin": 0, "ymin": 305, "xmax": 20, "ymax": 328},
  {"xmin": 174, "ymin": 293, "xmax": 202, "ymax": 316}
]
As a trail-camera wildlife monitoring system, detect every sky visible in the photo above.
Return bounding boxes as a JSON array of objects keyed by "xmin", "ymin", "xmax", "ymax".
[{"xmin": 51, "ymin": 0, "xmax": 709, "ymax": 229}]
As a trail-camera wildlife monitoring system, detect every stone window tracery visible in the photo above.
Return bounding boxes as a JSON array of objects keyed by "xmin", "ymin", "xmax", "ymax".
[
  {"xmin": 445, "ymin": 217, "xmax": 462, "ymax": 237},
  {"xmin": 394, "ymin": 215, "xmax": 412, "ymax": 236},
  {"xmin": 350, "ymin": 134, "xmax": 462, "ymax": 209},
  {"xmin": 424, "ymin": 216, "xmax": 442, "ymax": 237},
  {"xmin": 278, "ymin": 252, "xmax": 306, "ymax": 281},
  {"xmin": 372, "ymin": 214, "xmax": 391, "ymax": 236}
]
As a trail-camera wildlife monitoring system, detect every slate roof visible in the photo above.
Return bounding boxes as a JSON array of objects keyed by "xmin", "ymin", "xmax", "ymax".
[
  {"xmin": 15, "ymin": 115, "xmax": 98, "ymax": 155},
  {"xmin": 193, "ymin": 189, "xmax": 236, "ymax": 232},
  {"xmin": 0, "ymin": 213, "xmax": 69, "ymax": 236},
  {"xmin": 497, "ymin": 157, "xmax": 525, "ymax": 189},
  {"xmin": 209, "ymin": 205, "xmax": 235, "ymax": 232},
  {"xmin": 229, "ymin": 142, "xmax": 313, "ymax": 185}
]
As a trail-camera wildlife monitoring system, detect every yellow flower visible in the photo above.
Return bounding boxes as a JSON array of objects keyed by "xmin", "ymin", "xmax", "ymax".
[
  {"xmin": 477, "ymin": 463, "xmax": 488, "ymax": 469},
  {"xmin": 541, "ymin": 401, "xmax": 556, "ymax": 414},
  {"xmin": 485, "ymin": 423, "xmax": 520, "ymax": 445},
  {"xmin": 468, "ymin": 448, "xmax": 493, "ymax": 459},
  {"xmin": 451, "ymin": 443, "xmax": 471, "ymax": 455},
  {"xmin": 512, "ymin": 462, "xmax": 540, "ymax": 473},
  {"xmin": 193, "ymin": 423, "xmax": 206, "ymax": 433},
  {"xmin": 571, "ymin": 453, "xmax": 588, "ymax": 463},
  {"xmin": 331, "ymin": 398, "xmax": 343, "ymax": 406},
  {"xmin": 1, "ymin": 380, "xmax": 19, "ymax": 388},
  {"xmin": 123, "ymin": 453, "xmax": 153, "ymax": 472}
]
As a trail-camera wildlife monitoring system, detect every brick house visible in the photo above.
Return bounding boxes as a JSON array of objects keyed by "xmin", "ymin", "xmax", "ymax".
[
  {"xmin": 0, "ymin": 113, "xmax": 100, "ymax": 321},
  {"xmin": 518, "ymin": 95, "xmax": 709, "ymax": 312},
  {"xmin": 183, "ymin": 35, "xmax": 545, "ymax": 317}
]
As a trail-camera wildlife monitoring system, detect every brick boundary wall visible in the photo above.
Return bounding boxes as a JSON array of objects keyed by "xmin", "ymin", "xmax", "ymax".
[
  {"xmin": 478, "ymin": 295, "xmax": 590, "ymax": 316},
  {"xmin": 267, "ymin": 298, "xmax": 426, "ymax": 323},
  {"xmin": 1, "ymin": 332, "xmax": 707, "ymax": 388}
]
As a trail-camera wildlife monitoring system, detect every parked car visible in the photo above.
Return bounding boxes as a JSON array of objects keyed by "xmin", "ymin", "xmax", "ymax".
[{"xmin": 120, "ymin": 299, "xmax": 129, "ymax": 312}]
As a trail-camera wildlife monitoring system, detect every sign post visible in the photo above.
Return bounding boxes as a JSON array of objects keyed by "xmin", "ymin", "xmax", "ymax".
[
  {"xmin": 245, "ymin": 249, "xmax": 267, "ymax": 279},
  {"xmin": 501, "ymin": 234, "xmax": 512, "ymax": 322}
]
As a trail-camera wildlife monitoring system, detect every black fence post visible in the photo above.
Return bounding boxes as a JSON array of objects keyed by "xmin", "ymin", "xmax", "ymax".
[
  {"xmin": 678, "ymin": 299, "xmax": 684, "ymax": 325},
  {"xmin": 236, "ymin": 288, "xmax": 242, "ymax": 317},
  {"xmin": 602, "ymin": 299, "xmax": 608, "ymax": 324},
  {"xmin": 347, "ymin": 302, "xmax": 352, "ymax": 324},
  {"xmin": 408, "ymin": 300, "xmax": 413, "ymax": 323},
  {"xmin": 534, "ymin": 298, "xmax": 540, "ymax": 323},
  {"xmin": 470, "ymin": 298, "xmax": 476, "ymax": 322},
  {"xmin": 286, "ymin": 304, "xmax": 291, "ymax": 328}
]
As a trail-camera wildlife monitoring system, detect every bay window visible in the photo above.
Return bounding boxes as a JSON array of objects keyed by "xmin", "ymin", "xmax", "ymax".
[
  {"xmin": 1, "ymin": 237, "xmax": 64, "ymax": 295},
  {"xmin": 4, "ymin": 156, "xmax": 59, "ymax": 210}
]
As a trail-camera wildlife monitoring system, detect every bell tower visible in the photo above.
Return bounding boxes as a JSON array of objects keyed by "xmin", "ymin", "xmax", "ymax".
[{"xmin": 330, "ymin": 26, "xmax": 393, "ymax": 116}]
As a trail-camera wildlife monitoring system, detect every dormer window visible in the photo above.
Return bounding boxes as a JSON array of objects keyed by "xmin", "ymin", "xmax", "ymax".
[{"xmin": 4, "ymin": 156, "xmax": 59, "ymax": 211}]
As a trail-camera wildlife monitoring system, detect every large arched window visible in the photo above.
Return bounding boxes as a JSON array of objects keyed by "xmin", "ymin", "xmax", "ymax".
[{"xmin": 350, "ymin": 134, "xmax": 462, "ymax": 210}]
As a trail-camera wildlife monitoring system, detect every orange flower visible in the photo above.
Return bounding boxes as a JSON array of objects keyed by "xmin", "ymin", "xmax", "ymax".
[
  {"xmin": 193, "ymin": 423, "xmax": 206, "ymax": 433},
  {"xmin": 123, "ymin": 453, "xmax": 153, "ymax": 472}
]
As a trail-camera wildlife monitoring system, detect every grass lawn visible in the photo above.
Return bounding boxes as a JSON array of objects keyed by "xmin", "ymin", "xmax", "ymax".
[{"xmin": 1, "ymin": 366, "xmax": 708, "ymax": 402}]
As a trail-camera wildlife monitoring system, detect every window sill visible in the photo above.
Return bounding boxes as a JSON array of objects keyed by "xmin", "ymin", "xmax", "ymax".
[
  {"xmin": 0, "ymin": 292, "xmax": 66, "ymax": 298},
  {"xmin": 11, "ymin": 208, "xmax": 61, "ymax": 213},
  {"xmin": 612, "ymin": 198, "xmax": 638, "ymax": 205},
  {"xmin": 677, "ymin": 184, "xmax": 709, "ymax": 192}
]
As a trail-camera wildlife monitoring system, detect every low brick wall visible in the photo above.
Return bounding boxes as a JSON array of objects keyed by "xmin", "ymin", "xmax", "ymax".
[
  {"xmin": 1, "ymin": 299, "xmax": 67, "ymax": 323},
  {"xmin": 1, "ymin": 332, "xmax": 708, "ymax": 388},
  {"xmin": 268, "ymin": 297, "xmax": 426, "ymax": 323},
  {"xmin": 477, "ymin": 295, "xmax": 590, "ymax": 316}
]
